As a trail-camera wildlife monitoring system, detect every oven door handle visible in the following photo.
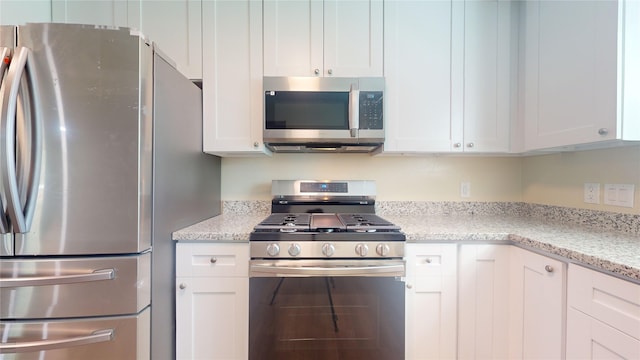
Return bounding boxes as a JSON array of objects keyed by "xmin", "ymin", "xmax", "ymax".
[{"xmin": 250, "ymin": 260, "xmax": 405, "ymax": 277}]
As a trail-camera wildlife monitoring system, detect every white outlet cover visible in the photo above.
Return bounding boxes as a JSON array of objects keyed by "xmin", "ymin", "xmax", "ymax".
[
  {"xmin": 460, "ymin": 182, "xmax": 471, "ymax": 198},
  {"xmin": 583, "ymin": 183, "xmax": 600, "ymax": 204}
]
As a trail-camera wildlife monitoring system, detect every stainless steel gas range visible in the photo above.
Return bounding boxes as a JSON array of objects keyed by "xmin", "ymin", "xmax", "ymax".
[{"xmin": 249, "ymin": 180, "xmax": 406, "ymax": 360}]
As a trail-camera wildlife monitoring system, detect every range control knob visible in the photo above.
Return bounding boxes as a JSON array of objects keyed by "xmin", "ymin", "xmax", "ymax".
[
  {"xmin": 288, "ymin": 243, "xmax": 301, "ymax": 257},
  {"xmin": 355, "ymin": 243, "xmax": 369, "ymax": 257},
  {"xmin": 376, "ymin": 243, "xmax": 390, "ymax": 257},
  {"xmin": 322, "ymin": 243, "xmax": 335, "ymax": 257},
  {"xmin": 266, "ymin": 243, "xmax": 280, "ymax": 257}
]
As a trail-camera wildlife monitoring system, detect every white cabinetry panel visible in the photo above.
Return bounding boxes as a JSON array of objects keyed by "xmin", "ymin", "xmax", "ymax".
[
  {"xmin": 263, "ymin": 0, "xmax": 382, "ymax": 77},
  {"xmin": 176, "ymin": 242, "xmax": 249, "ymax": 360},
  {"xmin": 0, "ymin": 0, "xmax": 51, "ymax": 24},
  {"xmin": 202, "ymin": 0, "xmax": 268, "ymax": 156},
  {"xmin": 566, "ymin": 264, "xmax": 640, "ymax": 359},
  {"xmin": 128, "ymin": 0, "xmax": 202, "ymax": 80},
  {"xmin": 522, "ymin": 0, "xmax": 640, "ymax": 150},
  {"xmin": 458, "ymin": 245, "xmax": 510, "ymax": 359},
  {"xmin": 509, "ymin": 247, "xmax": 566, "ymax": 359},
  {"xmin": 404, "ymin": 243, "xmax": 457, "ymax": 359}
]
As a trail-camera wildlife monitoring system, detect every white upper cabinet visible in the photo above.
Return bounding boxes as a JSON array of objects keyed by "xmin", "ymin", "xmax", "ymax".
[
  {"xmin": 128, "ymin": 0, "xmax": 202, "ymax": 80},
  {"xmin": 383, "ymin": 0, "xmax": 453, "ymax": 153},
  {"xmin": 263, "ymin": 0, "xmax": 383, "ymax": 77},
  {"xmin": 52, "ymin": 0, "xmax": 128, "ymax": 27},
  {"xmin": 522, "ymin": 0, "xmax": 640, "ymax": 151},
  {"xmin": 384, "ymin": 0, "xmax": 514, "ymax": 154},
  {"xmin": 453, "ymin": 0, "xmax": 515, "ymax": 153},
  {"xmin": 0, "ymin": 0, "xmax": 51, "ymax": 24},
  {"xmin": 202, "ymin": 0, "xmax": 269, "ymax": 156},
  {"xmin": 51, "ymin": 0, "xmax": 202, "ymax": 80}
]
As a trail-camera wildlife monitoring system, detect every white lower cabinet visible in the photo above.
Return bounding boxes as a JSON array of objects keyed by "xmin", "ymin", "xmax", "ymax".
[
  {"xmin": 458, "ymin": 245, "xmax": 511, "ymax": 359},
  {"xmin": 405, "ymin": 243, "xmax": 458, "ymax": 359},
  {"xmin": 176, "ymin": 242, "xmax": 249, "ymax": 360},
  {"xmin": 566, "ymin": 264, "xmax": 640, "ymax": 359},
  {"xmin": 509, "ymin": 246, "xmax": 566, "ymax": 360}
]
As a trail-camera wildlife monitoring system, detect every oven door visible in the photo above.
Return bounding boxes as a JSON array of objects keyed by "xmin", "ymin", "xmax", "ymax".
[{"xmin": 249, "ymin": 260, "xmax": 405, "ymax": 360}]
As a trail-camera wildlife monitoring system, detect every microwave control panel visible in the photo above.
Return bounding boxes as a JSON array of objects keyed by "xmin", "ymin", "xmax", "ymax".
[{"xmin": 359, "ymin": 91, "xmax": 383, "ymax": 129}]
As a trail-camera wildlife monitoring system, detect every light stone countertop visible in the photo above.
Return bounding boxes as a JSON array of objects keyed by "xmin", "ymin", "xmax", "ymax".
[{"xmin": 173, "ymin": 211, "xmax": 640, "ymax": 283}]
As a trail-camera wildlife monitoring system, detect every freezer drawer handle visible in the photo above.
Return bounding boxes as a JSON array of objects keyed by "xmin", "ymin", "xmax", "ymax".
[
  {"xmin": 0, "ymin": 268, "xmax": 115, "ymax": 288},
  {"xmin": 0, "ymin": 329, "xmax": 114, "ymax": 354}
]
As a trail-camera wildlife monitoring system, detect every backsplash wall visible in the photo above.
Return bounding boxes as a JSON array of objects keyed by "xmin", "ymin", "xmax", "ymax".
[
  {"xmin": 522, "ymin": 145, "xmax": 640, "ymax": 214},
  {"xmin": 221, "ymin": 154, "xmax": 522, "ymax": 201},
  {"xmin": 221, "ymin": 146, "xmax": 639, "ymax": 215}
]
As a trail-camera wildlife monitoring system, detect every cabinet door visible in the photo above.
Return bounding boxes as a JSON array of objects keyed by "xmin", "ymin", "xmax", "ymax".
[
  {"xmin": 263, "ymin": 0, "xmax": 322, "ymax": 76},
  {"xmin": 458, "ymin": 245, "xmax": 510, "ymax": 359},
  {"xmin": 509, "ymin": 247, "xmax": 566, "ymax": 359},
  {"xmin": 405, "ymin": 244, "xmax": 457, "ymax": 359},
  {"xmin": 51, "ymin": 0, "xmax": 128, "ymax": 27},
  {"xmin": 453, "ymin": 0, "xmax": 513, "ymax": 153},
  {"xmin": 202, "ymin": 0, "xmax": 269, "ymax": 156},
  {"xmin": 176, "ymin": 277, "xmax": 249, "ymax": 360},
  {"xmin": 522, "ymin": 0, "xmax": 618, "ymax": 150},
  {"xmin": 0, "ymin": 0, "xmax": 51, "ymax": 25},
  {"xmin": 383, "ymin": 0, "xmax": 453, "ymax": 153},
  {"xmin": 567, "ymin": 308, "xmax": 640, "ymax": 359},
  {"xmin": 263, "ymin": 0, "xmax": 381, "ymax": 77},
  {"xmin": 128, "ymin": 0, "xmax": 202, "ymax": 80},
  {"xmin": 323, "ymin": 0, "xmax": 383, "ymax": 77}
]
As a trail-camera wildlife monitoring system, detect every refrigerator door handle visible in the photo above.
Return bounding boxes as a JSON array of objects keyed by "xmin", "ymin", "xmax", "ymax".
[
  {"xmin": 0, "ymin": 268, "xmax": 115, "ymax": 288},
  {"xmin": 0, "ymin": 46, "xmax": 41, "ymax": 234},
  {"xmin": 0, "ymin": 46, "xmax": 11, "ymax": 234},
  {"xmin": 0, "ymin": 329, "xmax": 114, "ymax": 354}
]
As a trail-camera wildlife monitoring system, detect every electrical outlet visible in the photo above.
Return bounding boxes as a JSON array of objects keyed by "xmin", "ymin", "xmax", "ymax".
[
  {"xmin": 460, "ymin": 182, "xmax": 471, "ymax": 198},
  {"xmin": 583, "ymin": 183, "xmax": 600, "ymax": 204}
]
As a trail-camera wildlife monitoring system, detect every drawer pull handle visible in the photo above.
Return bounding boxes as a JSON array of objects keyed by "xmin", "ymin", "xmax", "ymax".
[
  {"xmin": 210, "ymin": 257, "xmax": 218, "ymax": 264},
  {"xmin": 545, "ymin": 265, "xmax": 554, "ymax": 273}
]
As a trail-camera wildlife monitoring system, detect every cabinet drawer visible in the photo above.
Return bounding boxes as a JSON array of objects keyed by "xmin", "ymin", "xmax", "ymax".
[
  {"xmin": 176, "ymin": 243, "xmax": 249, "ymax": 277},
  {"xmin": 568, "ymin": 264, "xmax": 640, "ymax": 340},
  {"xmin": 405, "ymin": 243, "xmax": 457, "ymax": 278}
]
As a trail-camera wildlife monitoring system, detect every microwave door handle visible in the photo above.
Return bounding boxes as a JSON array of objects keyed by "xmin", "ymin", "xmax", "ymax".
[{"xmin": 348, "ymin": 83, "xmax": 359, "ymax": 137}]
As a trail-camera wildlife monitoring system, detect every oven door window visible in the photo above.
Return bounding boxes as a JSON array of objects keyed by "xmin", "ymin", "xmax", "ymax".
[
  {"xmin": 265, "ymin": 91, "xmax": 349, "ymax": 130},
  {"xmin": 249, "ymin": 276, "xmax": 405, "ymax": 360}
]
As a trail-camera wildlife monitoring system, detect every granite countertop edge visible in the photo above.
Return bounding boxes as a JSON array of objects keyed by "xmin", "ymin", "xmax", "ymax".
[{"xmin": 173, "ymin": 213, "xmax": 640, "ymax": 283}]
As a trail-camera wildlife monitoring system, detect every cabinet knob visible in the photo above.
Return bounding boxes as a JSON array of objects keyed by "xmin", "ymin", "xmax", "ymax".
[
  {"xmin": 467, "ymin": 142, "xmax": 475, "ymax": 148},
  {"xmin": 253, "ymin": 141, "xmax": 259, "ymax": 148},
  {"xmin": 314, "ymin": 68, "xmax": 320, "ymax": 75},
  {"xmin": 425, "ymin": 258, "xmax": 432, "ymax": 264},
  {"xmin": 453, "ymin": 143, "xmax": 462, "ymax": 148},
  {"xmin": 406, "ymin": 283, "xmax": 413, "ymax": 289},
  {"xmin": 179, "ymin": 283, "xmax": 187, "ymax": 290},
  {"xmin": 327, "ymin": 69, "xmax": 333, "ymax": 75},
  {"xmin": 210, "ymin": 257, "xmax": 217, "ymax": 264},
  {"xmin": 598, "ymin": 128, "xmax": 609, "ymax": 136},
  {"xmin": 545, "ymin": 265, "xmax": 554, "ymax": 273}
]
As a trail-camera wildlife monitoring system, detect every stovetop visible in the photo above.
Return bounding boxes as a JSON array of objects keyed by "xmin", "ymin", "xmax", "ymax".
[
  {"xmin": 253, "ymin": 213, "xmax": 401, "ymax": 233},
  {"xmin": 250, "ymin": 213, "xmax": 406, "ymax": 242}
]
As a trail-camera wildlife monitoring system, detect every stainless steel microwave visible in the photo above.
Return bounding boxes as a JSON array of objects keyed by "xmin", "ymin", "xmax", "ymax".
[{"xmin": 263, "ymin": 77, "xmax": 385, "ymax": 153}]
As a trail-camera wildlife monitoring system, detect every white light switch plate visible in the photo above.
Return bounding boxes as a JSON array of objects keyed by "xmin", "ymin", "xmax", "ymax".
[{"xmin": 604, "ymin": 184, "xmax": 635, "ymax": 208}]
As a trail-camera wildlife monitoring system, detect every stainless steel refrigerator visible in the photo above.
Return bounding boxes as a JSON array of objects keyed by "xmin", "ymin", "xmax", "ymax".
[{"xmin": 0, "ymin": 23, "xmax": 221, "ymax": 359}]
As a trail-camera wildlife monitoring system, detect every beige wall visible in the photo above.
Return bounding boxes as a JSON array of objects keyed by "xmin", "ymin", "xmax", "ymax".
[
  {"xmin": 221, "ymin": 154, "xmax": 522, "ymax": 202},
  {"xmin": 221, "ymin": 146, "xmax": 640, "ymax": 215},
  {"xmin": 522, "ymin": 145, "xmax": 640, "ymax": 214}
]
